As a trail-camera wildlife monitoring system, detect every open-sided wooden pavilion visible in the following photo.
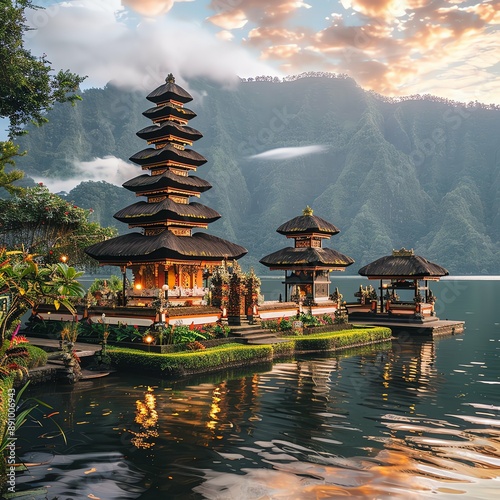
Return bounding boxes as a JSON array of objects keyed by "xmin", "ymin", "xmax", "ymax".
[
  {"xmin": 356, "ymin": 248, "xmax": 448, "ymax": 317},
  {"xmin": 259, "ymin": 207, "xmax": 354, "ymax": 303},
  {"xmin": 85, "ymin": 74, "xmax": 247, "ymax": 307}
]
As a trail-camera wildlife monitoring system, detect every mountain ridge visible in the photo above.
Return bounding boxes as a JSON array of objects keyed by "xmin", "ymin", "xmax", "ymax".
[{"xmin": 13, "ymin": 75, "xmax": 500, "ymax": 274}]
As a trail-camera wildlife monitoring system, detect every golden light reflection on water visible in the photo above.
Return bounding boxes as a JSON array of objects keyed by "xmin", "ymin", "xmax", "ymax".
[
  {"xmin": 128, "ymin": 386, "xmax": 159, "ymax": 449},
  {"xmin": 114, "ymin": 336, "xmax": 500, "ymax": 498},
  {"xmin": 193, "ymin": 421, "xmax": 500, "ymax": 500},
  {"xmin": 185, "ymin": 339, "xmax": 500, "ymax": 499}
]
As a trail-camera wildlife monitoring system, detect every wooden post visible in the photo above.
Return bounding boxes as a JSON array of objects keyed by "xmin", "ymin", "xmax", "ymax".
[
  {"xmin": 380, "ymin": 279, "xmax": 383, "ymax": 315},
  {"xmin": 121, "ymin": 266, "xmax": 127, "ymax": 306}
]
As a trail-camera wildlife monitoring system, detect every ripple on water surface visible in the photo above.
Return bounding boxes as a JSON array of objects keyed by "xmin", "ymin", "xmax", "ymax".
[{"xmin": 13, "ymin": 330, "xmax": 500, "ymax": 499}]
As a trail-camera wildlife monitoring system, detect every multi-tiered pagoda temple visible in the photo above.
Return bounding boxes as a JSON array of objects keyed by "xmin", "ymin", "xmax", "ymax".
[
  {"xmin": 260, "ymin": 207, "xmax": 354, "ymax": 302},
  {"xmin": 85, "ymin": 75, "xmax": 247, "ymax": 304}
]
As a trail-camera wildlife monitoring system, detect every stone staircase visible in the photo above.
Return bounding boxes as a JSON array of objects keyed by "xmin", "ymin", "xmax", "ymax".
[{"xmin": 229, "ymin": 319, "xmax": 285, "ymax": 344}]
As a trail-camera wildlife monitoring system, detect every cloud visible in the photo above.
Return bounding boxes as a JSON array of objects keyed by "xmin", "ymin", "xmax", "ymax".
[
  {"xmin": 24, "ymin": 0, "xmax": 277, "ymax": 92},
  {"xmin": 208, "ymin": 9, "xmax": 248, "ymax": 29},
  {"xmin": 248, "ymin": 27, "xmax": 309, "ymax": 46},
  {"xmin": 122, "ymin": 0, "xmax": 193, "ymax": 17},
  {"xmin": 32, "ymin": 156, "xmax": 139, "ymax": 193},
  {"xmin": 216, "ymin": 30, "xmax": 235, "ymax": 41},
  {"xmin": 22, "ymin": 0, "xmax": 500, "ymax": 105},
  {"xmin": 207, "ymin": 0, "xmax": 311, "ymax": 28},
  {"xmin": 247, "ymin": 1, "xmax": 499, "ymax": 103},
  {"xmin": 248, "ymin": 145, "xmax": 329, "ymax": 160}
]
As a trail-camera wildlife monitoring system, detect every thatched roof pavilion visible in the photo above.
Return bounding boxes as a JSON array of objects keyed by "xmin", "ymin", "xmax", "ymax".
[
  {"xmin": 357, "ymin": 248, "xmax": 448, "ymax": 316},
  {"xmin": 358, "ymin": 248, "xmax": 449, "ymax": 279},
  {"xmin": 260, "ymin": 207, "xmax": 353, "ymax": 303}
]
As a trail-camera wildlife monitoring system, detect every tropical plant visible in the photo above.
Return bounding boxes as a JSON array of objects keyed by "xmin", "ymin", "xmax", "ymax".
[
  {"xmin": 0, "ymin": 249, "xmax": 85, "ymax": 341},
  {"xmin": 0, "ymin": 381, "xmax": 67, "ymax": 457},
  {"xmin": 297, "ymin": 313, "xmax": 321, "ymax": 327},
  {"xmin": 186, "ymin": 341, "xmax": 206, "ymax": 351},
  {"xmin": 59, "ymin": 321, "xmax": 80, "ymax": 344},
  {"xmin": 0, "ymin": 344, "xmax": 29, "ymax": 385},
  {"xmin": 171, "ymin": 324, "xmax": 209, "ymax": 344}
]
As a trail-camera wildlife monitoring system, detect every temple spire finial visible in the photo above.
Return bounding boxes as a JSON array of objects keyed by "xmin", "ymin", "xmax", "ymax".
[
  {"xmin": 303, "ymin": 206, "xmax": 313, "ymax": 216},
  {"xmin": 166, "ymin": 73, "xmax": 175, "ymax": 83},
  {"xmin": 392, "ymin": 247, "xmax": 414, "ymax": 256}
]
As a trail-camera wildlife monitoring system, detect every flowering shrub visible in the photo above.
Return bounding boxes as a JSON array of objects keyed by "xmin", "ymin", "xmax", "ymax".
[
  {"xmin": 261, "ymin": 319, "xmax": 279, "ymax": 332},
  {"xmin": 262, "ymin": 318, "xmax": 292, "ymax": 332},
  {"xmin": 8, "ymin": 335, "xmax": 28, "ymax": 346}
]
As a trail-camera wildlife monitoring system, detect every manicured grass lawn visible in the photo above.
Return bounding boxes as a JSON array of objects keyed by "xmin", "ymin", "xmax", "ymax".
[{"xmin": 107, "ymin": 327, "xmax": 392, "ymax": 376}]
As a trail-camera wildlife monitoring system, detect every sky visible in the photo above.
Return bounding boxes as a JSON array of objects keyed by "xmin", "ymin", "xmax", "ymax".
[
  {"xmin": 24, "ymin": 0, "xmax": 500, "ymax": 105},
  {"xmin": 7, "ymin": 0, "xmax": 500, "ymax": 191}
]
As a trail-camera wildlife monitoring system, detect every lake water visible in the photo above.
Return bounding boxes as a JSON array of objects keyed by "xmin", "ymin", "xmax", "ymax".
[{"xmin": 15, "ymin": 277, "xmax": 500, "ymax": 499}]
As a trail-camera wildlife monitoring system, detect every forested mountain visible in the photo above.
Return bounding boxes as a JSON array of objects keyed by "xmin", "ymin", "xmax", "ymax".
[{"xmin": 14, "ymin": 76, "xmax": 500, "ymax": 274}]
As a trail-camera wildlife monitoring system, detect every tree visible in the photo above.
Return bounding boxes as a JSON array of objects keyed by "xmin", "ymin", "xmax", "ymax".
[
  {"xmin": 0, "ymin": 0, "xmax": 86, "ymax": 136},
  {"xmin": 0, "ymin": 0, "xmax": 86, "ymax": 194},
  {"xmin": 0, "ymin": 185, "xmax": 118, "ymax": 269},
  {"xmin": 0, "ymin": 142, "xmax": 24, "ymax": 195},
  {"xmin": 0, "ymin": 249, "xmax": 85, "ymax": 340}
]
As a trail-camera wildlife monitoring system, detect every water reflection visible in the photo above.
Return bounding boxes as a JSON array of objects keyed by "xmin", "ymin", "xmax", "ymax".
[
  {"xmin": 16, "ymin": 302, "xmax": 500, "ymax": 499},
  {"xmin": 129, "ymin": 386, "xmax": 159, "ymax": 449}
]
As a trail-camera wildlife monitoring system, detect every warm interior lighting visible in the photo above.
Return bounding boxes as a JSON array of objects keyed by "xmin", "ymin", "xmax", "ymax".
[{"xmin": 135, "ymin": 283, "xmax": 142, "ymax": 290}]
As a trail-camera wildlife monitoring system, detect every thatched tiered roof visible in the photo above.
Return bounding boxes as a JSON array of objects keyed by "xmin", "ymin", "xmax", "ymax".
[
  {"xmin": 129, "ymin": 145, "xmax": 207, "ymax": 169},
  {"xmin": 123, "ymin": 171, "xmax": 211, "ymax": 194},
  {"xmin": 277, "ymin": 207, "xmax": 340, "ymax": 237},
  {"xmin": 143, "ymin": 102, "xmax": 197, "ymax": 123},
  {"xmin": 358, "ymin": 248, "xmax": 448, "ymax": 279},
  {"xmin": 136, "ymin": 121, "xmax": 203, "ymax": 144},
  {"xmin": 146, "ymin": 74, "xmax": 193, "ymax": 104},
  {"xmin": 260, "ymin": 247, "xmax": 353, "ymax": 270},
  {"xmin": 114, "ymin": 199, "xmax": 220, "ymax": 226},
  {"xmin": 85, "ymin": 232, "xmax": 247, "ymax": 265}
]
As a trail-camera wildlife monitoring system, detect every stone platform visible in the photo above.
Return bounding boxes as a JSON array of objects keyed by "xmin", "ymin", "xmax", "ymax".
[{"xmin": 350, "ymin": 317, "xmax": 464, "ymax": 336}]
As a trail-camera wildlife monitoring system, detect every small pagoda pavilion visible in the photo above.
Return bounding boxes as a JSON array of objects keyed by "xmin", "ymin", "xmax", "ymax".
[
  {"xmin": 259, "ymin": 207, "xmax": 354, "ymax": 302},
  {"xmin": 85, "ymin": 74, "xmax": 247, "ymax": 305},
  {"xmin": 357, "ymin": 248, "xmax": 448, "ymax": 317}
]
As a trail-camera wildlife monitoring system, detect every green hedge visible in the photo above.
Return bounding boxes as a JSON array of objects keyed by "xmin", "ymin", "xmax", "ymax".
[
  {"xmin": 24, "ymin": 345, "xmax": 48, "ymax": 369},
  {"xmin": 108, "ymin": 343, "xmax": 274, "ymax": 377},
  {"xmin": 270, "ymin": 341, "xmax": 295, "ymax": 358},
  {"xmin": 291, "ymin": 327, "xmax": 392, "ymax": 352},
  {"xmin": 106, "ymin": 328, "xmax": 391, "ymax": 376}
]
